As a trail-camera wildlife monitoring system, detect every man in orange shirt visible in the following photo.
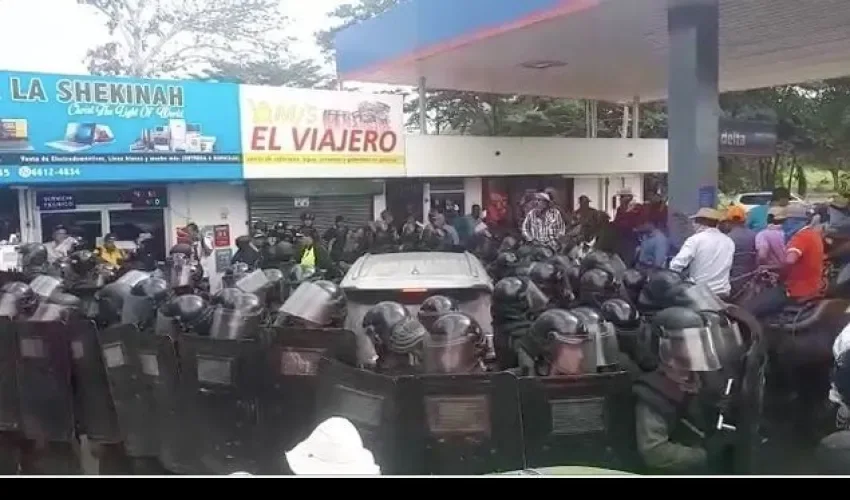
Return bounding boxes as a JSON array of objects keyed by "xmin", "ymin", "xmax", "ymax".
[{"xmin": 744, "ymin": 204, "xmax": 824, "ymax": 319}]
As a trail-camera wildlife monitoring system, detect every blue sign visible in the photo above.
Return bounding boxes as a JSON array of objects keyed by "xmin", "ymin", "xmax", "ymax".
[
  {"xmin": 0, "ymin": 71, "xmax": 243, "ymax": 183},
  {"xmin": 698, "ymin": 185, "xmax": 717, "ymax": 208}
]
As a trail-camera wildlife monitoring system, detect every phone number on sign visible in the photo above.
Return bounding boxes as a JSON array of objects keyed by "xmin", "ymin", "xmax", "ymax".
[{"xmin": 15, "ymin": 167, "xmax": 82, "ymax": 179}]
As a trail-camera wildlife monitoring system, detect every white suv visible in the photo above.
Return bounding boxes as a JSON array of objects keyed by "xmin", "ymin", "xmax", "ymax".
[{"xmin": 732, "ymin": 191, "xmax": 807, "ymax": 212}]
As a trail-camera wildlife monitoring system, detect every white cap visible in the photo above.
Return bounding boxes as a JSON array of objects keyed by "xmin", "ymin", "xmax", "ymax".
[{"xmin": 285, "ymin": 417, "xmax": 381, "ymax": 475}]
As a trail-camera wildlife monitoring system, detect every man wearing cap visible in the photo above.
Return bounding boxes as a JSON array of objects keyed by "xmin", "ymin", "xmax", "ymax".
[
  {"xmin": 747, "ymin": 187, "xmax": 790, "ymax": 233},
  {"xmin": 521, "ymin": 192, "xmax": 566, "ymax": 250},
  {"xmin": 755, "ymin": 207, "xmax": 787, "ymax": 268},
  {"xmin": 744, "ymin": 204, "xmax": 824, "ymax": 319},
  {"xmin": 724, "ymin": 204, "xmax": 757, "ymax": 297},
  {"xmin": 669, "ymin": 208, "xmax": 735, "ymax": 298},
  {"xmin": 573, "ymin": 195, "xmax": 609, "ymax": 241}
]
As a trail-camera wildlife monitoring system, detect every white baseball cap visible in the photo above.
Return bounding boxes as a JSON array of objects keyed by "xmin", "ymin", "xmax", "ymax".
[{"xmin": 285, "ymin": 417, "xmax": 380, "ymax": 475}]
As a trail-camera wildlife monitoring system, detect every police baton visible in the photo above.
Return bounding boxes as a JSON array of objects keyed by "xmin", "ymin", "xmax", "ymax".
[{"xmin": 716, "ymin": 378, "xmax": 737, "ymax": 432}]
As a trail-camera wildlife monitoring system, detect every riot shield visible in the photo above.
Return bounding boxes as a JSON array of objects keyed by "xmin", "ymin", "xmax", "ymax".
[
  {"xmin": 177, "ymin": 334, "xmax": 264, "ymax": 474},
  {"xmin": 16, "ymin": 319, "xmax": 75, "ymax": 443},
  {"xmin": 518, "ymin": 372, "xmax": 632, "ymax": 471},
  {"xmin": 396, "ymin": 372, "xmax": 523, "ymax": 475},
  {"xmin": 96, "ymin": 324, "xmax": 165, "ymax": 458},
  {"xmin": 260, "ymin": 327, "xmax": 357, "ymax": 473},
  {"xmin": 314, "ymin": 358, "xmax": 401, "ymax": 474},
  {"xmin": 138, "ymin": 331, "xmax": 189, "ymax": 474},
  {"xmin": 0, "ymin": 317, "xmax": 20, "ymax": 434},
  {"xmin": 67, "ymin": 318, "xmax": 120, "ymax": 443}
]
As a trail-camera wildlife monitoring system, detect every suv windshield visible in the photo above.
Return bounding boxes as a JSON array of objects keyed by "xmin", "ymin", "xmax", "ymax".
[{"xmin": 739, "ymin": 194, "xmax": 773, "ymax": 205}]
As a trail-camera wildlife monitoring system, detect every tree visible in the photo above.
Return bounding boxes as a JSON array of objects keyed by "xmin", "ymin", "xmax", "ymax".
[
  {"xmin": 78, "ymin": 0, "xmax": 291, "ymax": 78},
  {"xmin": 199, "ymin": 56, "xmax": 329, "ymax": 88}
]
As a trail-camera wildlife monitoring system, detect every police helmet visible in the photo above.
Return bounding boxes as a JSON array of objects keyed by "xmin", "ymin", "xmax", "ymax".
[
  {"xmin": 622, "ymin": 268, "xmax": 647, "ymax": 302},
  {"xmin": 425, "ymin": 312, "xmax": 487, "ymax": 373},
  {"xmin": 362, "ymin": 301, "xmax": 410, "ymax": 354},
  {"xmin": 640, "ymin": 269, "xmax": 685, "ymax": 308},
  {"xmin": 530, "ymin": 245, "xmax": 555, "ymax": 262},
  {"xmin": 580, "ymin": 250, "xmax": 625, "ymax": 278},
  {"xmin": 493, "ymin": 276, "xmax": 549, "ymax": 312},
  {"xmin": 516, "ymin": 245, "xmax": 534, "ymax": 262},
  {"xmin": 600, "ymin": 298, "xmax": 640, "ymax": 328},
  {"xmin": 495, "ymin": 251, "xmax": 519, "ymax": 269},
  {"xmin": 166, "ymin": 294, "xmax": 209, "ymax": 327},
  {"xmin": 19, "ymin": 243, "xmax": 48, "ymax": 268},
  {"xmin": 499, "ymin": 236, "xmax": 519, "ymax": 252},
  {"xmin": 579, "ymin": 268, "xmax": 616, "ymax": 305},
  {"xmin": 418, "ymin": 295, "xmax": 458, "ymax": 331},
  {"xmin": 169, "ymin": 243, "xmax": 194, "ymax": 258},
  {"xmin": 213, "ymin": 287, "xmax": 243, "ymax": 308}
]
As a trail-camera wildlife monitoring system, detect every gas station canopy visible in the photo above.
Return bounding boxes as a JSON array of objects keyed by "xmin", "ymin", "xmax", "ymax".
[{"xmin": 335, "ymin": 0, "xmax": 850, "ymax": 102}]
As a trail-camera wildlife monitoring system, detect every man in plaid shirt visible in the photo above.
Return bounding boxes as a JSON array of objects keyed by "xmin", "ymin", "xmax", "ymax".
[{"xmin": 521, "ymin": 192, "xmax": 566, "ymax": 250}]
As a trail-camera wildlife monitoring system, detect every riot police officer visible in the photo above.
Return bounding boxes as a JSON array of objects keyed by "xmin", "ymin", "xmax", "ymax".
[
  {"xmin": 578, "ymin": 268, "xmax": 620, "ymax": 308},
  {"xmin": 363, "ymin": 301, "xmax": 427, "ymax": 375},
  {"xmin": 633, "ymin": 306, "xmax": 730, "ymax": 474},
  {"xmin": 529, "ymin": 261, "xmax": 573, "ymax": 308},
  {"xmin": 570, "ymin": 306, "xmax": 621, "ymax": 372},
  {"xmin": 276, "ymin": 280, "xmax": 346, "ymax": 329},
  {"xmin": 601, "ymin": 298, "xmax": 652, "ymax": 372},
  {"xmin": 18, "ymin": 242, "xmax": 50, "ymax": 280},
  {"xmin": 622, "ymin": 268, "xmax": 648, "ymax": 306},
  {"xmin": 208, "ymin": 290, "xmax": 264, "ymax": 340},
  {"xmin": 418, "ymin": 295, "xmax": 458, "ymax": 331},
  {"xmin": 0, "ymin": 281, "xmax": 37, "ymax": 318},
  {"xmin": 231, "ymin": 235, "xmax": 262, "ymax": 268},
  {"xmin": 424, "ymin": 312, "xmax": 488, "ymax": 374},
  {"xmin": 521, "ymin": 308, "xmax": 593, "ymax": 376},
  {"xmin": 491, "ymin": 277, "xmax": 549, "ymax": 370},
  {"xmin": 489, "ymin": 251, "xmax": 519, "ymax": 282},
  {"xmin": 161, "ymin": 293, "xmax": 213, "ymax": 336}
]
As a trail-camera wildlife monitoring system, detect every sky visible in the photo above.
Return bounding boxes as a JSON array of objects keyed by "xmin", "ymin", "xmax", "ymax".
[{"xmin": 0, "ymin": 0, "xmax": 348, "ymax": 75}]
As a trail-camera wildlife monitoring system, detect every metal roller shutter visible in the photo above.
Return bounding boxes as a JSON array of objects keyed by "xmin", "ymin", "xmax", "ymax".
[{"xmin": 248, "ymin": 195, "xmax": 374, "ymax": 233}]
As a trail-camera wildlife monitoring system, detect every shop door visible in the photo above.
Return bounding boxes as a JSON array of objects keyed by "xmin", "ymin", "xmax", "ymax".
[
  {"xmin": 40, "ymin": 208, "xmax": 105, "ymax": 250},
  {"xmin": 108, "ymin": 209, "xmax": 167, "ymax": 262}
]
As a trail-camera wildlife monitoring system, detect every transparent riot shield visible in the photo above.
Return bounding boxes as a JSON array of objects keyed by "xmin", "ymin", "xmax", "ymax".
[
  {"xmin": 0, "ymin": 317, "xmax": 20, "ymax": 434},
  {"xmin": 96, "ymin": 324, "xmax": 164, "ymax": 458},
  {"xmin": 314, "ymin": 358, "xmax": 401, "ymax": 474},
  {"xmin": 518, "ymin": 372, "xmax": 632, "ymax": 471},
  {"xmin": 177, "ymin": 334, "xmax": 264, "ymax": 474},
  {"xmin": 67, "ymin": 318, "xmax": 120, "ymax": 443},
  {"xmin": 260, "ymin": 327, "xmax": 357, "ymax": 473},
  {"xmin": 395, "ymin": 372, "xmax": 523, "ymax": 475},
  {"xmin": 15, "ymin": 318, "xmax": 75, "ymax": 443}
]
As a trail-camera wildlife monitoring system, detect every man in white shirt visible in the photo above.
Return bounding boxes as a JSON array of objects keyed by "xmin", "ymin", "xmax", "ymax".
[
  {"xmin": 669, "ymin": 207, "xmax": 735, "ymax": 298},
  {"xmin": 43, "ymin": 225, "xmax": 72, "ymax": 264}
]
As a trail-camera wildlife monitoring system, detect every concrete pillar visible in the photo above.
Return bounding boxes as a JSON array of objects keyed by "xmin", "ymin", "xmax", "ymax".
[
  {"xmin": 667, "ymin": 0, "xmax": 720, "ymax": 244},
  {"xmin": 418, "ymin": 76, "xmax": 428, "ymax": 135}
]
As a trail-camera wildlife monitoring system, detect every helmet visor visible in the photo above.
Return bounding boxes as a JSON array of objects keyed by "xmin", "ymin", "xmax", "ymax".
[
  {"xmin": 659, "ymin": 326, "xmax": 722, "ymax": 372},
  {"xmin": 279, "ymin": 281, "xmax": 336, "ymax": 326}
]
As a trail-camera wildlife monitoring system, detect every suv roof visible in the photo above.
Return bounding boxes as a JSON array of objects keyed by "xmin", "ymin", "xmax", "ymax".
[{"xmin": 340, "ymin": 251, "xmax": 493, "ymax": 292}]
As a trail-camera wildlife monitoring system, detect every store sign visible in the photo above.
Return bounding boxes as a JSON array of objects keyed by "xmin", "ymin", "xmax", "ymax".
[
  {"xmin": 239, "ymin": 85, "xmax": 405, "ymax": 179},
  {"xmin": 214, "ymin": 248, "xmax": 232, "ymax": 273},
  {"xmin": 213, "ymin": 224, "xmax": 230, "ymax": 248},
  {"xmin": 37, "ymin": 192, "xmax": 75, "ymax": 211},
  {"xmin": 130, "ymin": 187, "xmax": 167, "ymax": 208},
  {"xmin": 294, "ymin": 197, "xmax": 310, "ymax": 208},
  {"xmin": 0, "ymin": 71, "xmax": 243, "ymax": 184},
  {"xmin": 719, "ymin": 119, "xmax": 777, "ymax": 157}
]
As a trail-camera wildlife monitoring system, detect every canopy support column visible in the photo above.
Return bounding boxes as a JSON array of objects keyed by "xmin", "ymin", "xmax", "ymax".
[
  {"xmin": 632, "ymin": 96, "xmax": 641, "ymax": 139},
  {"xmin": 418, "ymin": 76, "xmax": 428, "ymax": 135},
  {"xmin": 667, "ymin": 0, "xmax": 719, "ymax": 244}
]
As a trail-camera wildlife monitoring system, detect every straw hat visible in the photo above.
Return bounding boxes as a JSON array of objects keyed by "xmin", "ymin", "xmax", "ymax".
[
  {"xmin": 285, "ymin": 417, "xmax": 380, "ymax": 475},
  {"xmin": 689, "ymin": 207, "xmax": 723, "ymax": 221}
]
